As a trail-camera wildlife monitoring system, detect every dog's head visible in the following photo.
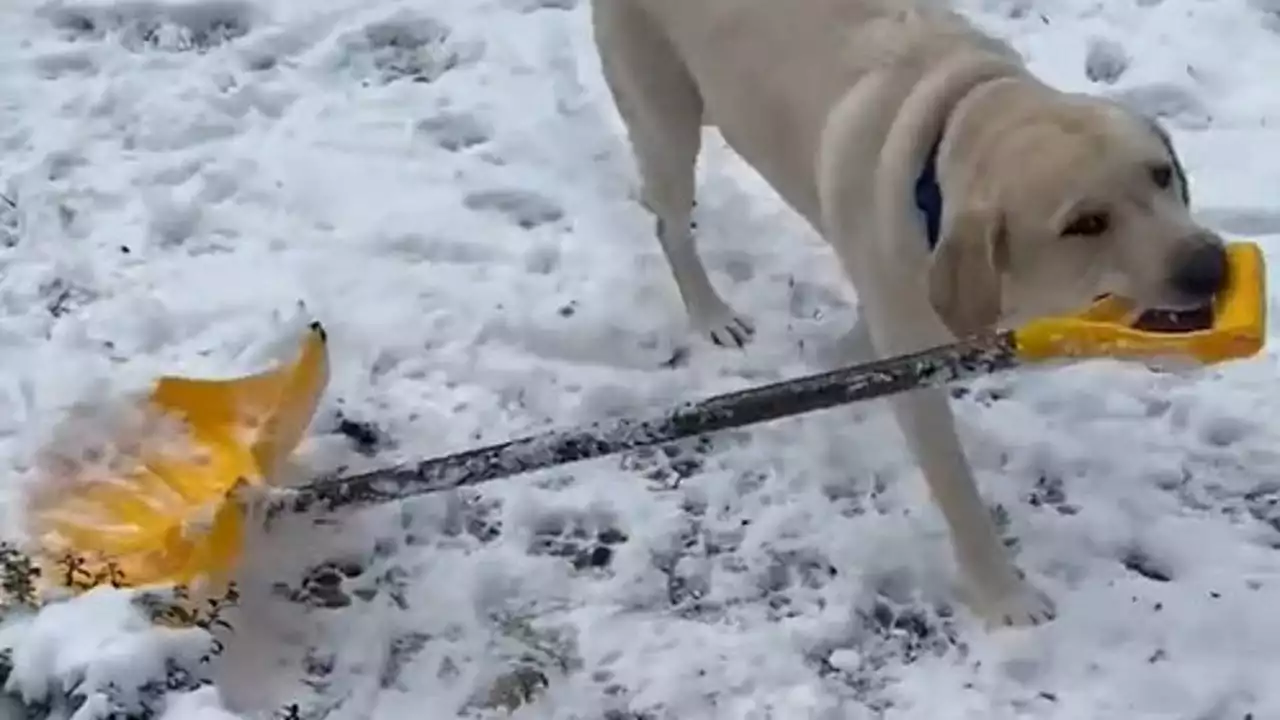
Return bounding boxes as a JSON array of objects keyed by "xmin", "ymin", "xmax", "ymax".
[{"xmin": 927, "ymin": 94, "xmax": 1225, "ymax": 337}]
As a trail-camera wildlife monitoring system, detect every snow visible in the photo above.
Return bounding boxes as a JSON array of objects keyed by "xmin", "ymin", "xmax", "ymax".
[
  {"xmin": 0, "ymin": 587, "xmax": 220, "ymax": 718},
  {"xmin": 1, "ymin": 0, "xmax": 1280, "ymax": 717}
]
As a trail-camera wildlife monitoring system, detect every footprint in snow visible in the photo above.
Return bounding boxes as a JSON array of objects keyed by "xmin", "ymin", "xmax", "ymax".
[
  {"xmin": 505, "ymin": 0, "xmax": 580, "ymax": 11},
  {"xmin": 527, "ymin": 508, "xmax": 630, "ymax": 571},
  {"xmin": 333, "ymin": 11, "xmax": 477, "ymax": 85},
  {"xmin": 0, "ymin": 194, "xmax": 17, "ymax": 249},
  {"xmin": 1084, "ymin": 36, "xmax": 1129, "ymax": 85},
  {"xmin": 1107, "ymin": 82, "xmax": 1213, "ymax": 129},
  {"xmin": 463, "ymin": 188, "xmax": 565, "ymax": 229},
  {"xmin": 42, "ymin": 0, "xmax": 255, "ymax": 53},
  {"xmin": 415, "ymin": 112, "xmax": 492, "ymax": 152}
]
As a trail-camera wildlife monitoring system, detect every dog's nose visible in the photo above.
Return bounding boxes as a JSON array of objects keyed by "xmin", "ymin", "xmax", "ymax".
[{"xmin": 1171, "ymin": 237, "xmax": 1228, "ymax": 300}]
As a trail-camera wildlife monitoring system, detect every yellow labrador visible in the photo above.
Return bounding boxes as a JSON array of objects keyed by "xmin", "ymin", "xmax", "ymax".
[{"xmin": 590, "ymin": 0, "xmax": 1228, "ymax": 627}]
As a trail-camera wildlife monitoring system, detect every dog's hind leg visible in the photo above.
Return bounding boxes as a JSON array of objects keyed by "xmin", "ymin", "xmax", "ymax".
[{"xmin": 592, "ymin": 0, "xmax": 754, "ymax": 347}]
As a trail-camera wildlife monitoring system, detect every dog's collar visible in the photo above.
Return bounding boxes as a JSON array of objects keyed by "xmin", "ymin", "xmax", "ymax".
[
  {"xmin": 914, "ymin": 73, "xmax": 1021, "ymax": 251},
  {"xmin": 915, "ymin": 138, "xmax": 943, "ymax": 250}
]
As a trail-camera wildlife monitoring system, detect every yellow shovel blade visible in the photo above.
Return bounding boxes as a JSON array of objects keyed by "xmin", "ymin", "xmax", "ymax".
[
  {"xmin": 30, "ymin": 322, "xmax": 330, "ymax": 591},
  {"xmin": 151, "ymin": 321, "xmax": 331, "ymax": 479}
]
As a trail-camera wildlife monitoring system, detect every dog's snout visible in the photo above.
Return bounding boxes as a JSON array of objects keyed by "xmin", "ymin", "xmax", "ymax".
[{"xmin": 1171, "ymin": 237, "xmax": 1228, "ymax": 300}]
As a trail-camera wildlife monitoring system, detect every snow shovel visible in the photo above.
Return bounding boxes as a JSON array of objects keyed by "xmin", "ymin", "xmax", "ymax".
[
  {"xmin": 26, "ymin": 322, "xmax": 329, "ymax": 592},
  {"xmin": 23, "ymin": 242, "xmax": 1267, "ymax": 595}
]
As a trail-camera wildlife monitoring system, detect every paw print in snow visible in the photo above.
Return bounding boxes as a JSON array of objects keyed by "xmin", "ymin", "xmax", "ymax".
[
  {"xmin": 333, "ymin": 12, "xmax": 478, "ymax": 85},
  {"xmin": 1084, "ymin": 36, "xmax": 1129, "ymax": 85},
  {"xmin": 43, "ymin": 0, "xmax": 255, "ymax": 53}
]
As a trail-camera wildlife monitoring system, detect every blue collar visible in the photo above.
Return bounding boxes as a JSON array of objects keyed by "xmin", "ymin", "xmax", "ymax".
[{"xmin": 914, "ymin": 139, "xmax": 943, "ymax": 250}]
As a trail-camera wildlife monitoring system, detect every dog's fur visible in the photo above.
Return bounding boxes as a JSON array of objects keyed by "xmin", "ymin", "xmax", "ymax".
[{"xmin": 590, "ymin": 0, "xmax": 1229, "ymax": 626}]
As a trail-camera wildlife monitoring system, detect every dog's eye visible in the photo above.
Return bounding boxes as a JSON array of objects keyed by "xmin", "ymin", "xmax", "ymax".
[
  {"xmin": 1062, "ymin": 211, "xmax": 1110, "ymax": 237},
  {"xmin": 1150, "ymin": 163, "xmax": 1174, "ymax": 190}
]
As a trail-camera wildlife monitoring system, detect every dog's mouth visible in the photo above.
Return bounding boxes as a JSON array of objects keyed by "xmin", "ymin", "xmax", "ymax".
[
  {"xmin": 1092, "ymin": 294, "xmax": 1215, "ymax": 332},
  {"xmin": 1130, "ymin": 304, "xmax": 1215, "ymax": 332}
]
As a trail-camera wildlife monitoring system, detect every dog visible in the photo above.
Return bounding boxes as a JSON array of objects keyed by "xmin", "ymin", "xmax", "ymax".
[{"xmin": 590, "ymin": 0, "xmax": 1229, "ymax": 627}]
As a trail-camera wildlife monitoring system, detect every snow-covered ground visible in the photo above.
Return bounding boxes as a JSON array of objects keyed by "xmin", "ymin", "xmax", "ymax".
[{"xmin": 3, "ymin": 0, "xmax": 1280, "ymax": 717}]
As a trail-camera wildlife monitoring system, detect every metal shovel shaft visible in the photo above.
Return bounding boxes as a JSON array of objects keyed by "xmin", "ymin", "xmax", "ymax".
[{"xmin": 263, "ymin": 330, "xmax": 1020, "ymax": 520}]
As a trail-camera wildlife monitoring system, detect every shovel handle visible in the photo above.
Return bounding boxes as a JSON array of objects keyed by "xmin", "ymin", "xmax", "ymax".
[{"xmin": 263, "ymin": 331, "xmax": 1021, "ymax": 520}]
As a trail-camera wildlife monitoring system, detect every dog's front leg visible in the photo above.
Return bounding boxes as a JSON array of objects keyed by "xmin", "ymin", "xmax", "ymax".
[
  {"xmin": 863, "ymin": 306, "xmax": 1055, "ymax": 627},
  {"xmin": 888, "ymin": 386, "xmax": 1055, "ymax": 627}
]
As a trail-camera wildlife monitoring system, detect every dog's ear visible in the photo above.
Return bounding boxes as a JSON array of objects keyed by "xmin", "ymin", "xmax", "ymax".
[
  {"xmin": 1142, "ymin": 116, "xmax": 1190, "ymax": 206},
  {"xmin": 927, "ymin": 207, "xmax": 1008, "ymax": 338},
  {"xmin": 1101, "ymin": 98, "xmax": 1191, "ymax": 206}
]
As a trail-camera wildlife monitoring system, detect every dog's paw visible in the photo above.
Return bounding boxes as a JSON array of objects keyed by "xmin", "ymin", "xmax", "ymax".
[
  {"xmin": 969, "ymin": 580, "xmax": 1057, "ymax": 628},
  {"xmin": 691, "ymin": 304, "xmax": 755, "ymax": 348}
]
